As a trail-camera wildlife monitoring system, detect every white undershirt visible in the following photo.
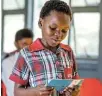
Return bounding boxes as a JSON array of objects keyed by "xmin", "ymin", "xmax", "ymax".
[{"xmin": 2, "ymin": 52, "xmax": 19, "ymax": 96}]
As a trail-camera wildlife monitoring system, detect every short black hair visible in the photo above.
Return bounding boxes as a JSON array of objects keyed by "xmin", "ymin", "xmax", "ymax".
[
  {"xmin": 40, "ymin": 0, "xmax": 72, "ymax": 20},
  {"xmin": 15, "ymin": 28, "xmax": 33, "ymax": 42}
]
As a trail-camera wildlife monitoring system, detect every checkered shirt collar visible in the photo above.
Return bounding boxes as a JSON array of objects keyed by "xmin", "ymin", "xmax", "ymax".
[{"xmin": 28, "ymin": 38, "xmax": 71, "ymax": 52}]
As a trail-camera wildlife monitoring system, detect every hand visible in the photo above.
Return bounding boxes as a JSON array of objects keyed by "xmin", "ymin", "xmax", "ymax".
[
  {"xmin": 34, "ymin": 84, "xmax": 54, "ymax": 96},
  {"xmin": 60, "ymin": 85, "xmax": 80, "ymax": 96},
  {"xmin": 72, "ymin": 85, "xmax": 80, "ymax": 96},
  {"xmin": 63, "ymin": 87, "xmax": 73, "ymax": 96}
]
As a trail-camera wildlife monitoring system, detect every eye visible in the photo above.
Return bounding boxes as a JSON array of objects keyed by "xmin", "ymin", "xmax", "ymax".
[
  {"xmin": 61, "ymin": 29, "xmax": 67, "ymax": 33},
  {"xmin": 49, "ymin": 26, "xmax": 56, "ymax": 31},
  {"xmin": 23, "ymin": 42, "xmax": 28, "ymax": 46}
]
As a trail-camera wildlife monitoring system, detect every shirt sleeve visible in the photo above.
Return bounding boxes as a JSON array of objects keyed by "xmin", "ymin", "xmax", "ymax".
[
  {"xmin": 9, "ymin": 52, "xmax": 30, "ymax": 85},
  {"xmin": 71, "ymin": 50, "xmax": 80, "ymax": 79}
]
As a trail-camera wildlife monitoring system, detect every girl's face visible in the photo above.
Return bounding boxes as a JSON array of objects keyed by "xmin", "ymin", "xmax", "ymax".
[
  {"xmin": 15, "ymin": 38, "xmax": 33, "ymax": 50},
  {"xmin": 40, "ymin": 11, "xmax": 71, "ymax": 48}
]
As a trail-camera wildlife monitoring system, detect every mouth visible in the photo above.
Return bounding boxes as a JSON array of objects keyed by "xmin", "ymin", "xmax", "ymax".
[{"xmin": 52, "ymin": 39, "xmax": 61, "ymax": 43}]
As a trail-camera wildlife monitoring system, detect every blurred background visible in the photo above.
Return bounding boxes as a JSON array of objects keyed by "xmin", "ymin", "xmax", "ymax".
[{"xmin": 0, "ymin": 0, "xmax": 102, "ymax": 79}]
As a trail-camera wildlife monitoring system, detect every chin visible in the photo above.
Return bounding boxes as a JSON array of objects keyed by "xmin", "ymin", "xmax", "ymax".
[{"xmin": 50, "ymin": 43, "xmax": 59, "ymax": 47}]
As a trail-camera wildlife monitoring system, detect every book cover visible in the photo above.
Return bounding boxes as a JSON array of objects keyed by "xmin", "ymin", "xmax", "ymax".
[{"xmin": 46, "ymin": 79, "xmax": 83, "ymax": 92}]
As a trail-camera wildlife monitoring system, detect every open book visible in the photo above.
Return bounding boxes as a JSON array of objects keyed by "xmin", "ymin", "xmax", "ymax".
[{"xmin": 46, "ymin": 79, "xmax": 83, "ymax": 91}]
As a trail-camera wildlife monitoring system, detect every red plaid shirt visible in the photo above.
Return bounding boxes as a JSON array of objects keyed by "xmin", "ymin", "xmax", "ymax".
[{"xmin": 9, "ymin": 38, "xmax": 79, "ymax": 87}]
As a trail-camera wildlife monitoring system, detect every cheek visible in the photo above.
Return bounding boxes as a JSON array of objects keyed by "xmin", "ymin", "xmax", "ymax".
[
  {"xmin": 17, "ymin": 44, "xmax": 23, "ymax": 49},
  {"xmin": 61, "ymin": 33, "xmax": 68, "ymax": 40},
  {"xmin": 18, "ymin": 43, "xmax": 26, "ymax": 49},
  {"xmin": 42, "ymin": 27, "xmax": 53, "ymax": 37},
  {"xmin": 28, "ymin": 41, "xmax": 33, "ymax": 45},
  {"xmin": 20, "ymin": 43, "xmax": 25, "ymax": 48}
]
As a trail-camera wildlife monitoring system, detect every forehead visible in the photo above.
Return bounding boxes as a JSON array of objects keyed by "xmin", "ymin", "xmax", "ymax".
[
  {"xmin": 43, "ymin": 11, "xmax": 71, "ymax": 26},
  {"xmin": 17, "ymin": 38, "xmax": 32, "ymax": 43}
]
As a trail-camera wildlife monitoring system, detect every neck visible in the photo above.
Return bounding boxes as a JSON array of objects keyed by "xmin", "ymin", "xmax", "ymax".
[{"xmin": 41, "ymin": 39, "xmax": 58, "ymax": 53}]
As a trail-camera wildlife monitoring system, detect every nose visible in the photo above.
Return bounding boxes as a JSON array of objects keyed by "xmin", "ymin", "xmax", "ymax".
[{"xmin": 54, "ymin": 29, "xmax": 62, "ymax": 38}]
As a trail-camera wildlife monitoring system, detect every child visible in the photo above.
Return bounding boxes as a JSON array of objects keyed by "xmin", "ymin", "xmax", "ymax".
[
  {"xmin": 2, "ymin": 28, "xmax": 33, "ymax": 96},
  {"xmin": 9, "ymin": 0, "xmax": 79, "ymax": 96}
]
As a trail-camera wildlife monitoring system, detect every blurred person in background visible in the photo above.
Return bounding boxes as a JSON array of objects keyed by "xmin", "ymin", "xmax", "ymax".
[{"xmin": 1, "ymin": 28, "xmax": 33, "ymax": 96}]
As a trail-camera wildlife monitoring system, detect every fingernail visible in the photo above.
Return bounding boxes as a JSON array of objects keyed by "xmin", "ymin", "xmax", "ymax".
[{"xmin": 60, "ymin": 91, "xmax": 63, "ymax": 94}]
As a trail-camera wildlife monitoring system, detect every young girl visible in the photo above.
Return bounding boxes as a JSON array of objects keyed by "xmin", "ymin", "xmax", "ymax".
[{"xmin": 9, "ymin": 0, "xmax": 79, "ymax": 96}]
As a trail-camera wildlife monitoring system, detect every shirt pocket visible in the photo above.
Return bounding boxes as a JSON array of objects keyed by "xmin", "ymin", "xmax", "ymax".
[
  {"xmin": 64, "ymin": 67, "xmax": 73, "ymax": 79},
  {"xmin": 32, "ymin": 60, "xmax": 45, "ymax": 75}
]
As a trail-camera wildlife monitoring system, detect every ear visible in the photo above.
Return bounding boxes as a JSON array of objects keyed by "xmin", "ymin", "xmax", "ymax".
[{"xmin": 38, "ymin": 18, "xmax": 43, "ymax": 28}]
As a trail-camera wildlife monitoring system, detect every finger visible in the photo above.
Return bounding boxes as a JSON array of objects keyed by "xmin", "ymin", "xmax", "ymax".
[
  {"xmin": 74, "ymin": 85, "xmax": 80, "ymax": 90},
  {"xmin": 39, "ymin": 92, "xmax": 42, "ymax": 96},
  {"xmin": 65, "ymin": 90, "xmax": 73, "ymax": 95},
  {"xmin": 64, "ymin": 87, "xmax": 73, "ymax": 92},
  {"xmin": 40, "ymin": 86, "xmax": 54, "ymax": 91},
  {"xmin": 65, "ymin": 91, "xmax": 72, "ymax": 96},
  {"xmin": 36, "ymin": 84, "xmax": 45, "ymax": 90},
  {"xmin": 37, "ymin": 84, "xmax": 45, "ymax": 88},
  {"xmin": 59, "ymin": 90, "xmax": 64, "ymax": 94},
  {"xmin": 38, "ymin": 86, "xmax": 49, "ymax": 91},
  {"xmin": 46, "ymin": 86, "xmax": 54, "ymax": 91},
  {"xmin": 40, "ymin": 91, "xmax": 52, "ymax": 96}
]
